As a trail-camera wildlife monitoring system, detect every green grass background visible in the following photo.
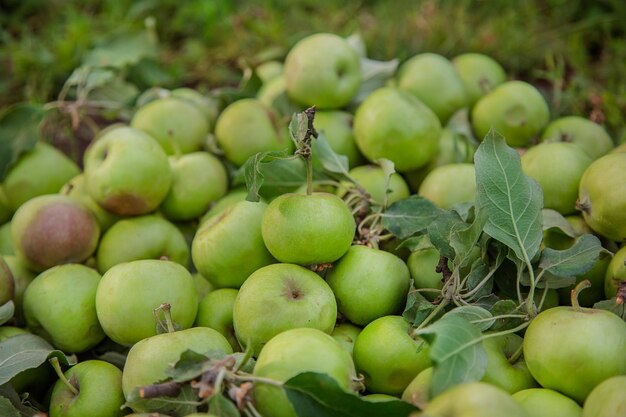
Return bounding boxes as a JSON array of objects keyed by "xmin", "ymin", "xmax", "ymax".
[{"xmin": 1, "ymin": 0, "xmax": 625, "ymax": 143}]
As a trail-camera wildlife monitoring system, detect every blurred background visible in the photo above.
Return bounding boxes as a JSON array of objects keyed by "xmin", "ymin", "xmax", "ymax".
[{"xmin": 1, "ymin": 0, "xmax": 625, "ymax": 145}]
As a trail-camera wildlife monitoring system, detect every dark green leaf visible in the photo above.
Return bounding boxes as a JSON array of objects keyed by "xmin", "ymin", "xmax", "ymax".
[
  {"xmin": 124, "ymin": 384, "xmax": 198, "ymax": 417},
  {"xmin": 0, "ymin": 384, "xmax": 41, "ymax": 417},
  {"xmin": 449, "ymin": 209, "xmax": 486, "ymax": 270},
  {"xmin": 444, "ymin": 306, "xmax": 494, "ymax": 332},
  {"xmin": 207, "ymin": 393, "xmax": 240, "ymax": 417},
  {"xmin": 0, "ymin": 397, "xmax": 19, "ymax": 417},
  {"xmin": 83, "ymin": 30, "xmax": 158, "ymax": 68},
  {"xmin": 402, "ymin": 284, "xmax": 438, "ymax": 327},
  {"xmin": 0, "ymin": 302, "xmax": 14, "ymax": 326},
  {"xmin": 240, "ymin": 150, "xmax": 293, "ymax": 202},
  {"xmin": 463, "ymin": 259, "xmax": 492, "ymax": 301},
  {"xmin": 414, "ymin": 315, "xmax": 487, "ymax": 397},
  {"xmin": 88, "ymin": 76, "xmax": 140, "ymax": 105},
  {"xmin": 451, "ymin": 202, "xmax": 475, "ymax": 222},
  {"xmin": 166, "ymin": 349, "xmax": 220, "ymax": 382},
  {"xmin": 593, "ymin": 298, "xmax": 626, "ymax": 321},
  {"xmin": 541, "ymin": 209, "xmax": 577, "ymax": 237},
  {"xmin": 0, "ymin": 104, "xmax": 45, "ymax": 180},
  {"xmin": 284, "ymin": 372, "xmax": 418, "ymax": 417},
  {"xmin": 523, "ymin": 270, "xmax": 576, "ymax": 289},
  {"xmin": 427, "ymin": 210, "xmax": 464, "ymax": 259},
  {"xmin": 474, "ymin": 130, "xmax": 543, "ymax": 262},
  {"xmin": 0, "ymin": 333, "xmax": 75, "ymax": 385},
  {"xmin": 311, "ymin": 132, "xmax": 350, "ymax": 178},
  {"xmin": 382, "ymin": 196, "xmax": 444, "ymax": 239},
  {"xmin": 539, "ymin": 234, "xmax": 605, "ymax": 278},
  {"xmin": 396, "ymin": 235, "xmax": 434, "ymax": 252},
  {"xmin": 489, "ymin": 299, "xmax": 525, "ymax": 331}
]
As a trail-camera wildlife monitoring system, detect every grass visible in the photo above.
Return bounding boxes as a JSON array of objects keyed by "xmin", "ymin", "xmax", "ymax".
[{"xmin": 1, "ymin": 0, "xmax": 625, "ymax": 143}]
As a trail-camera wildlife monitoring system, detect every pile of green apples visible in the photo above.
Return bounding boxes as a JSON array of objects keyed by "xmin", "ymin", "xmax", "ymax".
[{"xmin": 0, "ymin": 32, "xmax": 625, "ymax": 417}]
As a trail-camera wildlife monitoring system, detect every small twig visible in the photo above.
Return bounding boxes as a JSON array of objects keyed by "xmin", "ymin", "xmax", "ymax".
[{"xmin": 139, "ymin": 381, "xmax": 182, "ymax": 399}]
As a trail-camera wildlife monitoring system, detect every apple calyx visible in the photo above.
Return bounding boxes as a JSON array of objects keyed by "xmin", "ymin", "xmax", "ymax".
[
  {"xmin": 616, "ymin": 280, "xmax": 626, "ymax": 305},
  {"xmin": 570, "ymin": 279, "xmax": 592, "ymax": 312},
  {"xmin": 575, "ymin": 197, "xmax": 591, "ymax": 215},
  {"xmin": 49, "ymin": 357, "xmax": 79, "ymax": 396}
]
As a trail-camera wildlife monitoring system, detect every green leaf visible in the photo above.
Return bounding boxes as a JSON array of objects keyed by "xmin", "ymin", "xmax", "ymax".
[
  {"xmin": 289, "ymin": 110, "xmax": 309, "ymax": 150},
  {"xmin": 402, "ymin": 284, "xmax": 438, "ymax": 327},
  {"xmin": 352, "ymin": 57, "xmax": 399, "ymax": 105},
  {"xmin": 538, "ymin": 234, "xmax": 605, "ymax": 278},
  {"xmin": 414, "ymin": 315, "xmax": 488, "ymax": 397},
  {"xmin": 593, "ymin": 298, "xmax": 626, "ymax": 321},
  {"xmin": 427, "ymin": 210, "xmax": 465, "ymax": 259},
  {"xmin": 474, "ymin": 130, "xmax": 543, "ymax": 263},
  {"xmin": 489, "ymin": 299, "xmax": 525, "ymax": 331},
  {"xmin": 0, "ymin": 397, "xmax": 19, "ymax": 417},
  {"xmin": 381, "ymin": 196, "xmax": 444, "ymax": 239},
  {"xmin": 124, "ymin": 384, "xmax": 198, "ymax": 417},
  {"xmin": 542, "ymin": 209, "xmax": 578, "ymax": 237},
  {"xmin": 0, "ymin": 301, "xmax": 14, "ymax": 326},
  {"xmin": 311, "ymin": 132, "xmax": 350, "ymax": 179},
  {"xmin": 0, "ymin": 384, "xmax": 41, "ymax": 417},
  {"xmin": 240, "ymin": 150, "xmax": 293, "ymax": 202},
  {"xmin": 377, "ymin": 158, "xmax": 395, "ymax": 209},
  {"xmin": 0, "ymin": 333, "xmax": 75, "ymax": 385},
  {"xmin": 284, "ymin": 372, "xmax": 418, "ymax": 417},
  {"xmin": 0, "ymin": 104, "xmax": 45, "ymax": 181},
  {"xmin": 449, "ymin": 209, "xmax": 486, "ymax": 270},
  {"xmin": 444, "ymin": 306, "xmax": 494, "ymax": 332},
  {"xmin": 522, "ymin": 271, "xmax": 576, "ymax": 289},
  {"xmin": 166, "ymin": 349, "xmax": 226, "ymax": 383},
  {"xmin": 83, "ymin": 30, "xmax": 157, "ymax": 68},
  {"xmin": 396, "ymin": 234, "xmax": 434, "ymax": 252},
  {"xmin": 207, "ymin": 393, "xmax": 240, "ymax": 417}
]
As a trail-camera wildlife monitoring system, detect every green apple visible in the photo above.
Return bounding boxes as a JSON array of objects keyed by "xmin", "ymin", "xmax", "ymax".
[
  {"xmin": 171, "ymin": 87, "xmax": 220, "ymax": 128},
  {"xmin": 481, "ymin": 333, "xmax": 538, "ymax": 393},
  {"xmin": 314, "ymin": 110, "xmax": 364, "ymax": 168},
  {"xmin": 214, "ymin": 98, "xmax": 292, "ymax": 166},
  {"xmin": 401, "ymin": 367, "xmax": 433, "ymax": 409},
  {"xmin": 326, "ymin": 245, "xmax": 410, "ymax": 326},
  {"xmin": 582, "ymin": 375, "xmax": 626, "ymax": 417},
  {"xmin": 339, "ymin": 164, "xmax": 410, "ymax": 206},
  {"xmin": 23, "ymin": 264, "xmax": 105, "ymax": 353},
  {"xmin": 513, "ymin": 388, "xmax": 582, "ymax": 417},
  {"xmin": 521, "ymin": 142, "xmax": 592, "ymax": 214},
  {"xmin": 452, "ymin": 53, "xmax": 507, "ymax": 107},
  {"xmin": 4, "ymin": 255, "xmax": 35, "ymax": 324},
  {"xmin": 363, "ymin": 394, "xmax": 397, "ymax": 402},
  {"xmin": 404, "ymin": 128, "xmax": 475, "ymax": 192},
  {"xmin": 0, "ymin": 222, "xmax": 13, "ymax": 255},
  {"xmin": 195, "ymin": 288, "xmax": 240, "ymax": 351},
  {"xmin": 284, "ymin": 33, "xmax": 361, "ymax": 109},
  {"xmin": 540, "ymin": 116, "xmax": 614, "ymax": 160},
  {"xmin": 122, "ymin": 327, "xmax": 232, "ymax": 403},
  {"xmin": 253, "ymin": 327, "xmax": 357, "ymax": 417},
  {"xmin": 49, "ymin": 360, "xmax": 125, "ymax": 417},
  {"xmin": 353, "ymin": 315, "xmax": 431, "ymax": 395},
  {"xmin": 353, "ymin": 87, "xmax": 441, "ymax": 172},
  {"xmin": 0, "ymin": 186, "xmax": 11, "ymax": 225},
  {"xmin": 193, "ymin": 272, "xmax": 213, "ymax": 301},
  {"xmin": 407, "ymin": 246, "xmax": 443, "ymax": 301},
  {"xmin": 423, "ymin": 382, "xmax": 527, "ymax": 417},
  {"xmin": 96, "ymin": 215, "xmax": 189, "ymax": 273},
  {"xmin": 199, "ymin": 188, "xmax": 248, "ymax": 225},
  {"xmin": 471, "ymin": 80, "xmax": 550, "ymax": 147},
  {"xmin": 3, "ymin": 141, "xmax": 80, "ymax": 213},
  {"xmin": 11, "ymin": 194, "xmax": 100, "ymax": 272},
  {"xmin": 83, "ymin": 126, "xmax": 172, "ymax": 216},
  {"xmin": 0, "ymin": 256, "xmax": 13, "ymax": 305},
  {"xmin": 331, "ymin": 322, "xmax": 361, "ymax": 357},
  {"xmin": 60, "ymin": 174, "xmax": 119, "ymax": 231},
  {"xmin": 612, "ymin": 143, "xmax": 626, "ymax": 153},
  {"xmin": 95, "ymin": 259, "xmax": 198, "ymax": 346},
  {"xmin": 233, "ymin": 263, "xmax": 337, "ymax": 356},
  {"xmin": 130, "ymin": 97, "xmax": 209, "ymax": 154},
  {"xmin": 577, "ymin": 152, "xmax": 626, "ymax": 242},
  {"xmin": 605, "ymin": 245, "xmax": 626, "ymax": 299},
  {"xmin": 261, "ymin": 192, "xmax": 355, "ymax": 265},
  {"xmin": 397, "ymin": 53, "xmax": 468, "ymax": 123},
  {"xmin": 418, "ymin": 163, "xmax": 476, "ymax": 209},
  {"xmin": 256, "ymin": 60, "xmax": 284, "ymax": 83},
  {"xmin": 160, "ymin": 151, "xmax": 229, "ymax": 221},
  {"xmin": 257, "ymin": 74, "xmax": 289, "ymax": 108},
  {"xmin": 523, "ymin": 305, "xmax": 626, "ymax": 403},
  {"xmin": 192, "ymin": 200, "xmax": 275, "ymax": 288}
]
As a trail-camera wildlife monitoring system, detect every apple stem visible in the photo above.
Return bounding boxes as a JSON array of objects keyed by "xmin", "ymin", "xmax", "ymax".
[
  {"xmin": 508, "ymin": 343, "xmax": 524, "ymax": 364},
  {"xmin": 297, "ymin": 106, "xmax": 317, "ymax": 196},
  {"xmin": 49, "ymin": 357, "xmax": 79, "ymax": 396},
  {"xmin": 153, "ymin": 303, "xmax": 177, "ymax": 333},
  {"xmin": 571, "ymin": 279, "xmax": 591, "ymax": 312}
]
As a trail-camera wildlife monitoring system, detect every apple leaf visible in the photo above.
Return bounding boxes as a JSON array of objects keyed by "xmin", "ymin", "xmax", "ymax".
[
  {"xmin": 474, "ymin": 130, "xmax": 543, "ymax": 263},
  {"xmin": 538, "ymin": 234, "xmax": 606, "ymax": 278},
  {"xmin": 240, "ymin": 150, "xmax": 295, "ymax": 202},
  {"xmin": 0, "ymin": 333, "xmax": 75, "ymax": 385},
  {"xmin": 289, "ymin": 110, "xmax": 309, "ymax": 150},
  {"xmin": 124, "ymin": 384, "xmax": 199, "ymax": 417},
  {"xmin": 207, "ymin": 393, "xmax": 240, "ymax": 417},
  {"xmin": 427, "ymin": 210, "xmax": 465, "ymax": 259},
  {"xmin": 166, "ymin": 349, "xmax": 226, "ymax": 382},
  {"xmin": 381, "ymin": 196, "xmax": 444, "ymax": 239},
  {"xmin": 449, "ymin": 209, "xmax": 486, "ymax": 270},
  {"xmin": 0, "ymin": 397, "xmax": 19, "ymax": 417},
  {"xmin": 522, "ymin": 270, "xmax": 576, "ymax": 289},
  {"xmin": 351, "ymin": 57, "xmax": 399, "ymax": 105},
  {"xmin": 541, "ymin": 209, "xmax": 578, "ymax": 237},
  {"xmin": 594, "ymin": 298, "xmax": 626, "ymax": 322},
  {"xmin": 311, "ymin": 131, "xmax": 350, "ymax": 178},
  {"xmin": 414, "ymin": 315, "xmax": 488, "ymax": 397},
  {"xmin": 83, "ymin": 30, "xmax": 157, "ymax": 68},
  {"xmin": 489, "ymin": 299, "xmax": 525, "ymax": 331},
  {"xmin": 284, "ymin": 372, "xmax": 418, "ymax": 417},
  {"xmin": 0, "ymin": 104, "xmax": 45, "ymax": 181},
  {"xmin": 402, "ymin": 284, "xmax": 438, "ymax": 327},
  {"xmin": 0, "ymin": 302, "xmax": 14, "ymax": 326},
  {"xmin": 444, "ymin": 306, "xmax": 494, "ymax": 332},
  {"xmin": 396, "ymin": 234, "xmax": 434, "ymax": 252}
]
